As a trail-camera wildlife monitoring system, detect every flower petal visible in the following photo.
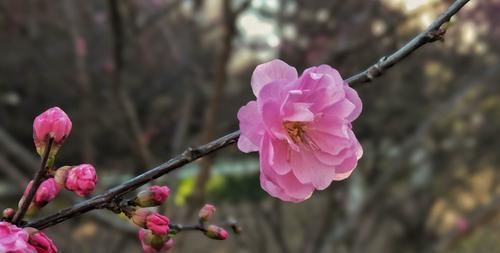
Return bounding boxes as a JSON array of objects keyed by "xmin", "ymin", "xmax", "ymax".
[
  {"xmin": 251, "ymin": 59, "xmax": 298, "ymax": 97},
  {"xmin": 237, "ymin": 101, "xmax": 264, "ymax": 153}
]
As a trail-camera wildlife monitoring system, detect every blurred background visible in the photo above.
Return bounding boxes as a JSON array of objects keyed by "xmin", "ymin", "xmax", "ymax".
[{"xmin": 0, "ymin": 0, "xmax": 499, "ymax": 252}]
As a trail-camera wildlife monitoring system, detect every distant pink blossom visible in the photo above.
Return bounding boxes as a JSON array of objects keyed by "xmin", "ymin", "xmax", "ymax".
[
  {"xmin": 237, "ymin": 59, "xmax": 363, "ymax": 202},
  {"xmin": 73, "ymin": 36, "xmax": 87, "ymax": 58},
  {"xmin": 26, "ymin": 229, "xmax": 58, "ymax": 253},
  {"xmin": 456, "ymin": 217, "xmax": 469, "ymax": 232},
  {"xmin": 0, "ymin": 222, "xmax": 36, "ymax": 253},
  {"xmin": 65, "ymin": 164, "xmax": 97, "ymax": 197},
  {"xmin": 136, "ymin": 186, "xmax": 170, "ymax": 207},
  {"xmin": 33, "ymin": 107, "xmax": 72, "ymax": 145},
  {"xmin": 198, "ymin": 204, "xmax": 216, "ymax": 222},
  {"xmin": 138, "ymin": 229, "xmax": 173, "ymax": 253}
]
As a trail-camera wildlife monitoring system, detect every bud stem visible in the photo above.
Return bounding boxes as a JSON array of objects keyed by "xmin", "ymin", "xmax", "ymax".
[{"xmin": 12, "ymin": 137, "xmax": 54, "ymax": 225}]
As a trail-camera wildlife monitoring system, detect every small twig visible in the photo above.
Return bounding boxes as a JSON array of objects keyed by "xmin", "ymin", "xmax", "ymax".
[
  {"xmin": 347, "ymin": 0, "xmax": 470, "ymax": 86},
  {"xmin": 25, "ymin": 0, "xmax": 470, "ymax": 230},
  {"xmin": 169, "ymin": 223, "xmax": 206, "ymax": 233},
  {"xmin": 12, "ymin": 138, "xmax": 54, "ymax": 224}
]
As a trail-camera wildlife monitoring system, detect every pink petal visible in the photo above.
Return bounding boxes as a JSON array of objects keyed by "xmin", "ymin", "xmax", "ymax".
[
  {"xmin": 237, "ymin": 101, "xmax": 264, "ymax": 153},
  {"xmin": 268, "ymin": 139, "xmax": 291, "ymax": 175},
  {"xmin": 251, "ymin": 59, "xmax": 298, "ymax": 97},
  {"xmin": 344, "ymin": 85, "xmax": 362, "ymax": 122}
]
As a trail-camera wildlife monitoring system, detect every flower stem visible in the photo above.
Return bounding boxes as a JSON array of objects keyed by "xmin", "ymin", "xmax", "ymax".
[{"xmin": 12, "ymin": 137, "xmax": 54, "ymax": 225}]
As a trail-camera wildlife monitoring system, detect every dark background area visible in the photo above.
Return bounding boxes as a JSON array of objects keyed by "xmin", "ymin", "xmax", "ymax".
[{"xmin": 0, "ymin": 0, "xmax": 499, "ymax": 252}]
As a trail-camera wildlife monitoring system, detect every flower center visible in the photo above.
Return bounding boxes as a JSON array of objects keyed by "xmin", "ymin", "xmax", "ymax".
[{"xmin": 283, "ymin": 121, "xmax": 319, "ymax": 151}]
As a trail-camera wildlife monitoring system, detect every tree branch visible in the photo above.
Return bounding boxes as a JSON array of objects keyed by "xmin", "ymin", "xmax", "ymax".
[
  {"xmin": 12, "ymin": 138, "xmax": 54, "ymax": 224},
  {"xmin": 25, "ymin": 0, "xmax": 469, "ymax": 230},
  {"xmin": 347, "ymin": 0, "xmax": 469, "ymax": 86}
]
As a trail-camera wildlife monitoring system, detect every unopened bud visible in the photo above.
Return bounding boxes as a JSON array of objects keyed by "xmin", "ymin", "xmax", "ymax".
[
  {"xmin": 198, "ymin": 203, "xmax": 216, "ymax": 222},
  {"xmin": 132, "ymin": 208, "xmax": 152, "ymax": 227},
  {"xmin": 139, "ymin": 229, "xmax": 173, "ymax": 253},
  {"xmin": 2, "ymin": 208, "xmax": 14, "ymax": 219},
  {"xmin": 33, "ymin": 107, "xmax": 72, "ymax": 160},
  {"xmin": 135, "ymin": 186, "xmax": 170, "ymax": 207},
  {"xmin": 204, "ymin": 225, "xmax": 229, "ymax": 240}
]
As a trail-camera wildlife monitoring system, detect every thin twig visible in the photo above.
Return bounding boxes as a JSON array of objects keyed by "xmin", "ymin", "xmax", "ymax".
[
  {"xmin": 26, "ymin": 0, "xmax": 469, "ymax": 230},
  {"xmin": 12, "ymin": 138, "xmax": 54, "ymax": 224},
  {"xmin": 347, "ymin": 0, "xmax": 470, "ymax": 86}
]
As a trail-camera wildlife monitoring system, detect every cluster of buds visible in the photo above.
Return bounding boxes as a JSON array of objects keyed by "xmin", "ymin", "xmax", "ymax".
[
  {"xmin": 198, "ymin": 204, "xmax": 229, "ymax": 240},
  {"xmin": 2, "ymin": 107, "xmax": 101, "ymax": 253},
  {"xmin": 127, "ymin": 185, "xmax": 173, "ymax": 253},
  {"xmin": 13, "ymin": 107, "xmax": 99, "ymax": 218}
]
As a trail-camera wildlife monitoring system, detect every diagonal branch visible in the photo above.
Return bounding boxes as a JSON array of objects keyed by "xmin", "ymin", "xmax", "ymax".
[
  {"xmin": 26, "ymin": 0, "xmax": 469, "ymax": 230},
  {"xmin": 347, "ymin": 0, "xmax": 470, "ymax": 86},
  {"xmin": 12, "ymin": 138, "xmax": 54, "ymax": 224}
]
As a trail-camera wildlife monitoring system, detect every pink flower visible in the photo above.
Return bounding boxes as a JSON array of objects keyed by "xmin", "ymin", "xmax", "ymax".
[
  {"xmin": 146, "ymin": 213, "xmax": 170, "ymax": 235},
  {"xmin": 198, "ymin": 204, "xmax": 216, "ymax": 222},
  {"xmin": 0, "ymin": 222, "xmax": 37, "ymax": 253},
  {"xmin": 204, "ymin": 225, "xmax": 229, "ymax": 240},
  {"xmin": 33, "ymin": 107, "xmax": 72, "ymax": 145},
  {"xmin": 237, "ymin": 59, "xmax": 363, "ymax": 202},
  {"xmin": 25, "ymin": 228, "xmax": 58, "ymax": 253},
  {"xmin": 65, "ymin": 164, "xmax": 97, "ymax": 197},
  {"xmin": 138, "ymin": 229, "xmax": 173, "ymax": 253},
  {"xmin": 135, "ymin": 186, "xmax": 170, "ymax": 207},
  {"xmin": 21, "ymin": 179, "xmax": 61, "ymax": 208}
]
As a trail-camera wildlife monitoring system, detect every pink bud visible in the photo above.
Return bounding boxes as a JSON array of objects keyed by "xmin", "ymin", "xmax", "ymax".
[
  {"xmin": 33, "ymin": 107, "xmax": 72, "ymax": 145},
  {"xmin": 3, "ymin": 208, "xmax": 14, "ymax": 219},
  {"xmin": 138, "ymin": 229, "xmax": 173, "ymax": 253},
  {"xmin": 132, "ymin": 208, "xmax": 152, "ymax": 228},
  {"xmin": 204, "ymin": 225, "xmax": 229, "ymax": 240},
  {"xmin": 135, "ymin": 186, "xmax": 170, "ymax": 207},
  {"xmin": 146, "ymin": 213, "xmax": 170, "ymax": 235},
  {"xmin": 198, "ymin": 204, "xmax": 216, "ymax": 222},
  {"xmin": 20, "ymin": 179, "xmax": 61, "ymax": 208},
  {"xmin": 65, "ymin": 164, "xmax": 97, "ymax": 197},
  {"xmin": 25, "ymin": 228, "xmax": 58, "ymax": 253}
]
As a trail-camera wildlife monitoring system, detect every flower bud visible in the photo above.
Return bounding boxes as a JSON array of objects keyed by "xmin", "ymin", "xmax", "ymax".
[
  {"xmin": 19, "ymin": 179, "xmax": 61, "ymax": 212},
  {"xmin": 204, "ymin": 225, "xmax": 229, "ymax": 240},
  {"xmin": 25, "ymin": 227, "xmax": 58, "ymax": 253},
  {"xmin": 146, "ymin": 213, "xmax": 170, "ymax": 235},
  {"xmin": 65, "ymin": 164, "xmax": 97, "ymax": 197},
  {"xmin": 33, "ymin": 107, "xmax": 72, "ymax": 158},
  {"xmin": 132, "ymin": 208, "xmax": 152, "ymax": 227},
  {"xmin": 138, "ymin": 229, "xmax": 173, "ymax": 253},
  {"xmin": 132, "ymin": 209, "xmax": 170, "ymax": 235},
  {"xmin": 198, "ymin": 204, "xmax": 216, "ymax": 222},
  {"xmin": 2, "ymin": 208, "xmax": 14, "ymax": 219},
  {"xmin": 54, "ymin": 166, "xmax": 71, "ymax": 186},
  {"xmin": 135, "ymin": 186, "xmax": 170, "ymax": 207}
]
